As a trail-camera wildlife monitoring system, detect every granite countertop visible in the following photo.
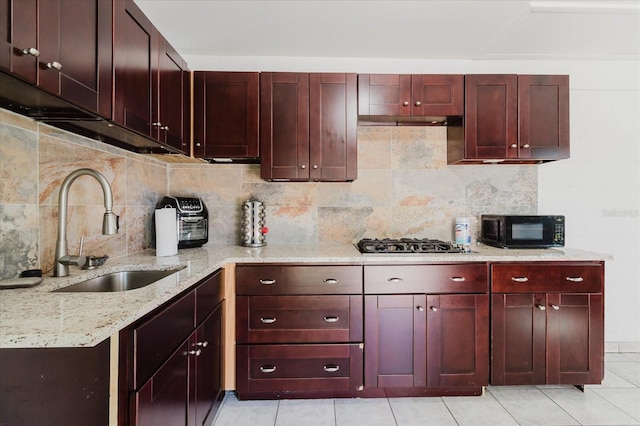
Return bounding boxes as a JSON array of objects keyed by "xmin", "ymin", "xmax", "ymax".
[{"xmin": 0, "ymin": 243, "xmax": 610, "ymax": 349}]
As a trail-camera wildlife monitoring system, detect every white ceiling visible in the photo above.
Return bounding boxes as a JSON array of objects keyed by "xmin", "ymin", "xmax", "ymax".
[{"xmin": 135, "ymin": 0, "xmax": 640, "ymax": 63}]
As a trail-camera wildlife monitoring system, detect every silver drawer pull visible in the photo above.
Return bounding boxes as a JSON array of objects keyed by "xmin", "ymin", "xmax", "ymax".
[
  {"xmin": 511, "ymin": 277, "xmax": 529, "ymax": 283},
  {"xmin": 430, "ymin": 306, "xmax": 438, "ymax": 312},
  {"xmin": 259, "ymin": 279, "xmax": 276, "ymax": 285},
  {"xmin": 388, "ymin": 277, "xmax": 403, "ymax": 283},
  {"xmin": 323, "ymin": 316, "xmax": 339, "ymax": 323},
  {"xmin": 536, "ymin": 304, "xmax": 546, "ymax": 311},
  {"xmin": 417, "ymin": 306, "xmax": 425, "ymax": 312},
  {"xmin": 196, "ymin": 341, "xmax": 208, "ymax": 348},
  {"xmin": 323, "ymin": 365, "xmax": 340, "ymax": 373},
  {"xmin": 551, "ymin": 304, "xmax": 560, "ymax": 310},
  {"xmin": 260, "ymin": 365, "xmax": 277, "ymax": 373},
  {"xmin": 566, "ymin": 276, "xmax": 584, "ymax": 282},
  {"xmin": 260, "ymin": 317, "xmax": 277, "ymax": 324},
  {"xmin": 323, "ymin": 278, "xmax": 339, "ymax": 284},
  {"xmin": 450, "ymin": 276, "xmax": 466, "ymax": 282},
  {"xmin": 187, "ymin": 349, "xmax": 202, "ymax": 357}
]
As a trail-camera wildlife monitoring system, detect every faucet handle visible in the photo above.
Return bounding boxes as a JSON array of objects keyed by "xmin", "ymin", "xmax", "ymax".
[
  {"xmin": 82, "ymin": 255, "xmax": 109, "ymax": 270},
  {"xmin": 58, "ymin": 255, "xmax": 87, "ymax": 268}
]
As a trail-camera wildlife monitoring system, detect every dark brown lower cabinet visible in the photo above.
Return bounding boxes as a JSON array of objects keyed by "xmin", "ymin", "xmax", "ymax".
[
  {"xmin": 364, "ymin": 293, "xmax": 488, "ymax": 396},
  {"xmin": 491, "ymin": 292, "xmax": 604, "ymax": 386},
  {"xmin": 0, "ymin": 339, "xmax": 110, "ymax": 426},
  {"xmin": 125, "ymin": 269, "xmax": 224, "ymax": 425},
  {"xmin": 490, "ymin": 262, "xmax": 604, "ymax": 387}
]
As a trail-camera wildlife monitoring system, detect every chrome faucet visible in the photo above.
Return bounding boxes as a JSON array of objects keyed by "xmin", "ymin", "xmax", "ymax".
[{"xmin": 53, "ymin": 168, "xmax": 119, "ymax": 277}]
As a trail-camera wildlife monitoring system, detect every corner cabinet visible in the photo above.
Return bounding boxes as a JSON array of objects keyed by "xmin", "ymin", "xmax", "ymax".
[
  {"xmin": 113, "ymin": 0, "xmax": 190, "ymax": 154},
  {"xmin": 124, "ymin": 269, "xmax": 224, "ymax": 426},
  {"xmin": 363, "ymin": 263, "xmax": 489, "ymax": 397},
  {"xmin": 490, "ymin": 262, "xmax": 604, "ymax": 387},
  {"xmin": 193, "ymin": 71, "xmax": 260, "ymax": 161},
  {"xmin": 447, "ymin": 74, "xmax": 569, "ymax": 164},
  {"xmin": 260, "ymin": 73, "xmax": 358, "ymax": 181},
  {"xmin": 235, "ymin": 264, "xmax": 364, "ymax": 399}
]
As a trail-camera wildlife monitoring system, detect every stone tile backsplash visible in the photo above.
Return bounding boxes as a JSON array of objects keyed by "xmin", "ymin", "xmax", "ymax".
[{"xmin": 0, "ymin": 109, "xmax": 537, "ymax": 279}]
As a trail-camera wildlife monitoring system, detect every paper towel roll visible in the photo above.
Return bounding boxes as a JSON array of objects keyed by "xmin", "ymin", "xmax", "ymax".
[{"xmin": 155, "ymin": 208, "xmax": 178, "ymax": 256}]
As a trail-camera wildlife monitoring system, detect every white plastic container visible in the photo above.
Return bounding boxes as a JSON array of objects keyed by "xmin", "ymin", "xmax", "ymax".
[{"xmin": 455, "ymin": 217, "xmax": 471, "ymax": 252}]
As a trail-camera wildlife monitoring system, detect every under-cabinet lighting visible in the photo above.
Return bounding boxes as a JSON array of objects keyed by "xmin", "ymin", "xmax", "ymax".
[{"xmin": 529, "ymin": 1, "xmax": 640, "ymax": 14}]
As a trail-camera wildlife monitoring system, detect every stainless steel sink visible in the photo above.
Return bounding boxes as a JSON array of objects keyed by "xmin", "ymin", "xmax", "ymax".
[{"xmin": 53, "ymin": 267, "xmax": 184, "ymax": 293}]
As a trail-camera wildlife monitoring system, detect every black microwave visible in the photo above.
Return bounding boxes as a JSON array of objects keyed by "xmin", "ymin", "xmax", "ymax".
[{"xmin": 480, "ymin": 215, "xmax": 565, "ymax": 249}]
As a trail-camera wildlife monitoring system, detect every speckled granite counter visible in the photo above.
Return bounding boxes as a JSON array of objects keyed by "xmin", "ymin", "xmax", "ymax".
[{"xmin": 0, "ymin": 244, "xmax": 610, "ymax": 349}]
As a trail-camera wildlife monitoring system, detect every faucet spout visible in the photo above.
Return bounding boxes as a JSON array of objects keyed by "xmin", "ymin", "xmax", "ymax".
[{"xmin": 54, "ymin": 168, "xmax": 119, "ymax": 277}]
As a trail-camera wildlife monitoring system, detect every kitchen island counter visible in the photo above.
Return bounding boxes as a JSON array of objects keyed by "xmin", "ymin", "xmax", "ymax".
[{"xmin": 0, "ymin": 243, "xmax": 610, "ymax": 348}]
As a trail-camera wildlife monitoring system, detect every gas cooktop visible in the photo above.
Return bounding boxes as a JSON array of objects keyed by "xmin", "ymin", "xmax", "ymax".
[{"xmin": 356, "ymin": 238, "xmax": 464, "ymax": 254}]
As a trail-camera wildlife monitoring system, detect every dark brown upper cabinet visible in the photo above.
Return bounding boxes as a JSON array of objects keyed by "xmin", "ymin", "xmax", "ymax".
[
  {"xmin": 448, "ymin": 74, "xmax": 569, "ymax": 164},
  {"xmin": 113, "ymin": 0, "xmax": 189, "ymax": 154},
  {"xmin": 358, "ymin": 74, "xmax": 464, "ymax": 124},
  {"xmin": 155, "ymin": 34, "xmax": 190, "ymax": 154},
  {"xmin": 193, "ymin": 72, "xmax": 260, "ymax": 161},
  {"xmin": 260, "ymin": 72, "xmax": 357, "ymax": 182},
  {"xmin": 0, "ymin": 0, "xmax": 112, "ymax": 117}
]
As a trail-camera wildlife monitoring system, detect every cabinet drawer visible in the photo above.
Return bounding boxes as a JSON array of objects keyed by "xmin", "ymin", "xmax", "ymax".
[
  {"xmin": 236, "ymin": 264, "xmax": 362, "ymax": 295},
  {"xmin": 491, "ymin": 262, "xmax": 604, "ymax": 293},
  {"xmin": 364, "ymin": 263, "xmax": 488, "ymax": 294},
  {"xmin": 236, "ymin": 295, "xmax": 363, "ymax": 344},
  {"xmin": 236, "ymin": 344, "xmax": 363, "ymax": 395},
  {"xmin": 132, "ymin": 291, "xmax": 195, "ymax": 389},
  {"xmin": 195, "ymin": 269, "xmax": 224, "ymax": 325}
]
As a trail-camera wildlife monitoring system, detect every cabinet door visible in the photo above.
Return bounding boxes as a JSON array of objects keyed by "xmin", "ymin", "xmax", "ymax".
[
  {"xmin": 191, "ymin": 303, "xmax": 224, "ymax": 426},
  {"xmin": 131, "ymin": 340, "xmax": 189, "ymax": 426},
  {"xmin": 156, "ymin": 35, "xmax": 189, "ymax": 153},
  {"xmin": 411, "ymin": 74, "xmax": 464, "ymax": 116},
  {"xmin": 113, "ymin": 0, "xmax": 156, "ymax": 137},
  {"xmin": 364, "ymin": 294, "xmax": 427, "ymax": 388},
  {"xmin": 426, "ymin": 294, "xmax": 489, "ymax": 387},
  {"xmin": 518, "ymin": 75, "xmax": 570, "ymax": 160},
  {"xmin": 546, "ymin": 293, "xmax": 603, "ymax": 385},
  {"xmin": 491, "ymin": 293, "xmax": 547, "ymax": 385},
  {"xmin": 309, "ymin": 73, "xmax": 357, "ymax": 181},
  {"xmin": 194, "ymin": 71, "xmax": 259, "ymax": 159},
  {"xmin": 37, "ymin": 0, "xmax": 112, "ymax": 117},
  {"xmin": 464, "ymin": 74, "xmax": 518, "ymax": 160},
  {"xmin": 357, "ymin": 74, "xmax": 411, "ymax": 116},
  {"xmin": 0, "ymin": 0, "xmax": 38, "ymax": 83},
  {"xmin": 260, "ymin": 72, "xmax": 310, "ymax": 180}
]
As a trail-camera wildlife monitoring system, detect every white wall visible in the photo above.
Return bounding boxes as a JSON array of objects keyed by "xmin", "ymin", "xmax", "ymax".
[{"xmin": 187, "ymin": 55, "xmax": 640, "ymax": 347}]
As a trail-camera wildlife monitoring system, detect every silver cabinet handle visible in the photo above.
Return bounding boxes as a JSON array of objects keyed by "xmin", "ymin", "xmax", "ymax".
[
  {"xmin": 536, "ymin": 304, "xmax": 546, "ymax": 311},
  {"xmin": 313, "ymin": 165, "xmax": 318, "ymax": 169},
  {"xmin": 151, "ymin": 122, "xmax": 162, "ymax": 127},
  {"xmin": 323, "ymin": 365, "xmax": 340, "ymax": 373},
  {"xmin": 323, "ymin": 316, "xmax": 339, "ymax": 323},
  {"xmin": 300, "ymin": 164, "xmax": 306, "ymax": 169},
  {"xmin": 260, "ymin": 317, "xmax": 277, "ymax": 324},
  {"xmin": 260, "ymin": 365, "xmax": 276, "ymax": 373},
  {"xmin": 195, "ymin": 142, "xmax": 202, "ymax": 147},
  {"xmin": 259, "ymin": 279, "xmax": 276, "ymax": 285},
  {"xmin": 187, "ymin": 349, "xmax": 202, "ymax": 356},
  {"xmin": 161, "ymin": 126, "xmax": 169, "ymax": 131},
  {"xmin": 450, "ymin": 276, "xmax": 466, "ymax": 282},
  {"xmin": 323, "ymin": 278, "xmax": 338, "ymax": 284},
  {"xmin": 21, "ymin": 47, "xmax": 40, "ymax": 57},
  {"xmin": 387, "ymin": 277, "xmax": 403, "ymax": 283},
  {"xmin": 416, "ymin": 306, "xmax": 425, "ymax": 312},
  {"xmin": 414, "ymin": 101, "xmax": 422, "ymax": 106},
  {"xmin": 551, "ymin": 304, "xmax": 560, "ymax": 310},
  {"xmin": 510, "ymin": 144, "xmax": 518, "ymax": 148},
  {"xmin": 566, "ymin": 276, "xmax": 584, "ymax": 282},
  {"xmin": 196, "ymin": 341, "xmax": 208, "ymax": 347},
  {"xmin": 430, "ymin": 306, "xmax": 438, "ymax": 312},
  {"xmin": 522, "ymin": 144, "xmax": 530, "ymax": 148},
  {"xmin": 46, "ymin": 61, "xmax": 62, "ymax": 71},
  {"xmin": 403, "ymin": 101, "xmax": 409, "ymax": 106},
  {"xmin": 511, "ymin": 277, "xmax": 529, "ymax": 283}
]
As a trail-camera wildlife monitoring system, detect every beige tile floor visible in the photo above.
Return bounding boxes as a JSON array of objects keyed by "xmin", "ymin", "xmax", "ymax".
[{"xmin": 212, "ymin": 353, "xmax": 640, "ymax": 426}]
